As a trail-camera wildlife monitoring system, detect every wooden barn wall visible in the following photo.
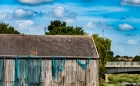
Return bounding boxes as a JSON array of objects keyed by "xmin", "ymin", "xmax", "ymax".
[{"xmin": 1, "ymin": 59, "xmax": 98, "ymax": 86}]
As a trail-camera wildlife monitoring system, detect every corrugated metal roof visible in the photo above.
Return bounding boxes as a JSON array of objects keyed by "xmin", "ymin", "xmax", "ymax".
[{"xmin": 0, "ymin": 34, "xmax": 98, "ymax": 58}]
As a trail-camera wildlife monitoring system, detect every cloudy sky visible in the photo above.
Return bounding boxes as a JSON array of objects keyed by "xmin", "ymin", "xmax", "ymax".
[{"xmin": 0, "ymin": 0, "xmax": 140, "ymax": 57}]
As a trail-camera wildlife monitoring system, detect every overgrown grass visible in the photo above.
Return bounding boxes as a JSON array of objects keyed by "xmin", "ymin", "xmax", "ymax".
[
  {"xmin": 100, "ymin": 74, "xmax": 140, "ymax": 86},
  {"xmin": 108, "ymin": 74, "xmax": 140, "ymax": 83},
  {"xmin": 100, "ymin": 84, "xmax": 125, "ymax": 86}
]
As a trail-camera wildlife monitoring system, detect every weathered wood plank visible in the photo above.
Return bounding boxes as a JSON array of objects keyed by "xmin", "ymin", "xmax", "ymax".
[
  {"xmin": 3, "ymin": 59, "xmax": 98, "ymax": 86},
  {"xmin": 4, "ymin": 60, "xmax": 15, "ymax": 86},
  {"xmin": 71, "ymin": 60, "xmax": 76, "ymax": 84},
  {"xmin": 44, "ymin": 60, "xmax": 52, "ymax": 86}
]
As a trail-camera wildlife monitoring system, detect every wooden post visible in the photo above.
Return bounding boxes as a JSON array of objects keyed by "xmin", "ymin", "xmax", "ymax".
[{"xmin": 105, "ymin": 74, "xmax": 108, "ymax": 83}]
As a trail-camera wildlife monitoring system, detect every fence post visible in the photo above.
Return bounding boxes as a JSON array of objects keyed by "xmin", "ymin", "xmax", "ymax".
[{"xmin": 105, "ymin": 74, "xmax": 108, "ymax": 83}]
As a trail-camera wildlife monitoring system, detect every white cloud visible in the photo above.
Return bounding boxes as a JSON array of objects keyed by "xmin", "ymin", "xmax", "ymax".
[
  {"xmin": 127, "ymin": 40, "xmax": 138, "ymax": 45},
  {"xmin": 66, "ymin": 12, "xmax": 77, "ymax": 19},
  {"xmin": 97, "ymin": 22, "xmax": 113, "ymax": 30},
  {"xmin": 119, "ymin": 23, "xmax": 134, "ymax": 30},
  {"xmin": 0, "ymin": 13, "xmax": 12, "ymax": 20},
  {"xmin": 48, "ymin": 6, "xmax": 78, "ymax": 20},
  {"xmin": 14, "ymin": 9, "xmax": 26, "ymax": 18},
  {"xmin": 13, "ymin": 8, "xmax": 36, "ymax": 19},
  {"xmin": 84, "ymin": 22, "xmax": 96, "ymax": 28},
  {"xmin": 65, "ymin": 18, "xmax": 76, "ymax": 24},
  {"xmin": 121, "ymin": 0, "xmax": 140, "ymax": 6},
  {"xmin": 48, "ymin": 7, "xmax": 67, "ymax": 19},
  {"xmin": 16, "ymin": 20, "xmax": 34, "ymax": 30},
  {"xmin": 72, "ymin": 6, "xmax": 126, "ymax": 15},
  {"xmin": 124, "ymin": 18, "xmax": 140, "ymax": 23},
  {"xmin": 93, "ymin": 6, "xmax": 126, "ymax": 12},
  {"xmin": 78, "ymin": 16, "xmax": 117, "ymax": 23},
  {"xmin": 17, "ymin": 0, "xmax": 53, "ymax": 5},
  {"xmin": 14, "ymin": 20, "xmax": 46, "ymax": 34},
  {"xmin": 0, "ymin": 8, "xmax": 45, "ymax": 20}
]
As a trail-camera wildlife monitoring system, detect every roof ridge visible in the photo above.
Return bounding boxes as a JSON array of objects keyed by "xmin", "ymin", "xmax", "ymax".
[{"xmin": 0, "ymin": 34, "xmax": 92, "ymax": 38}]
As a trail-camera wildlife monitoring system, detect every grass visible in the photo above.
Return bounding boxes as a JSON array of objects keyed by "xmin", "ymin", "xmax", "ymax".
[
  {"xmin": 108, "ymin": 74, "xmax": 140, "ymax": 83},
  {"xmin": 100, "ymin": 74, "xmax": 140, "ymax": 86},
  {"xmin": 101, "ymin": 84, "xmax": 125, "ymax": 86}
]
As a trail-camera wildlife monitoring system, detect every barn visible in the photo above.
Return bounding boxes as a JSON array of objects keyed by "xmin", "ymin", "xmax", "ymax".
[{"xmin": 0, "ymin": 34, "xmax": 99, "ymax": 86}]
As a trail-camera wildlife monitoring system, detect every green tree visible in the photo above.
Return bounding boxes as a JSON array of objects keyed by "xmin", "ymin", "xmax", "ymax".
[
  {"xmin": 92, "ymin": 34, "xmax": 112, "ymax": 79},
  {"xmin": 124, "ymin": 55, "xmax": 129, "ymax": 59},
  {"xmin": 107, "ymin": 55, "xmax": 119, "ymax": 61},
  {"xmin": 107, "ymin": 51, "xmax": 114, "ymax": 61},
  {"xmin": 107, "ymin": 51, "xmax": 119, "ymax": 61},
  {"xmin": 0, "ymin": 21, "xmax": 20, "ymax": 34},
  {"xmin": 46, "ymin": 20, "xmax": 85, "ymax": 35},
  {"xmin": 115, "ymin": 55, "xmax": 120, "ymax": 58},
  {"xmin": 133, "ymin": 55, "xmax": 140, "ymax": 61},
  {"xmin": 111, "ymin": 57, "xmax": 119, "ymax": 61}
]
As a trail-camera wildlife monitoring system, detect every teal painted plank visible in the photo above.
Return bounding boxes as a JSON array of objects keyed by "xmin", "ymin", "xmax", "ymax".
[{"xmin": 0, "ymin": 57, "xmax": 4, "ymax": 86}]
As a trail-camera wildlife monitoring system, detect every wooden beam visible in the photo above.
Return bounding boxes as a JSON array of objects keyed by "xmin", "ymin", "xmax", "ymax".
[{"xmin": 0, "ymin": 55, "xmax": 98, "ymax": 59}]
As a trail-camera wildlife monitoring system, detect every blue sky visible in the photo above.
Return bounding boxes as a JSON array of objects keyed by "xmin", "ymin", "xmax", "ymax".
[{"xmin": 0, "ymin": 0, "xmax": 140, "ymax": 57}]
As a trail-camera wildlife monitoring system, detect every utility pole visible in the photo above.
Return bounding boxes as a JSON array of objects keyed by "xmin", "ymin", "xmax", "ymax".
[
  {"xmin": 44, "ymin": 27, "xmax": 46, "ymax": 35},
  {"xmin": 102, "ymin": 29, "xmax": 104, "ymax": 38}
]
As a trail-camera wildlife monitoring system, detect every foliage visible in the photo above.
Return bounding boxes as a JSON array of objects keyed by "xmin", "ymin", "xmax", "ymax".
[
  {"xmin": 111, "ymin": 57, "xmax": 119, "ymax": 61},
  {"xmin": 110, "ymin": 55, "xmax": 119, "ymax": 61},
  {"xmin": 0, "ymin": 21, "xmax": 20, "ymax": 34},
  {"xmin": 133, "ymin": 55, "xmax": 140, "ymax": 61},
  {"xmin": 107, "ymin": 51, "xmax": 117, "ymax": 61},
  {"xmin": 46, "ymin": 20, "xmax": 85, "ymax": 35},
  {"xmin": 115, "ymin": 55, "xmax": 120, "ymax": 58},
  {"xmin": 108, "ymin": 74, "xmax": 140, "ymax": 84},
  {"xmin": 123, "ymin": 56, "xmax": 129, "ymax": 59},
  {"xmin": 113, "ymin": 55, "xmax": 133, "ymax": 61},
  {"xmin": 92, "ymin": 34, "xmax": 112, "ymax": 79}
]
